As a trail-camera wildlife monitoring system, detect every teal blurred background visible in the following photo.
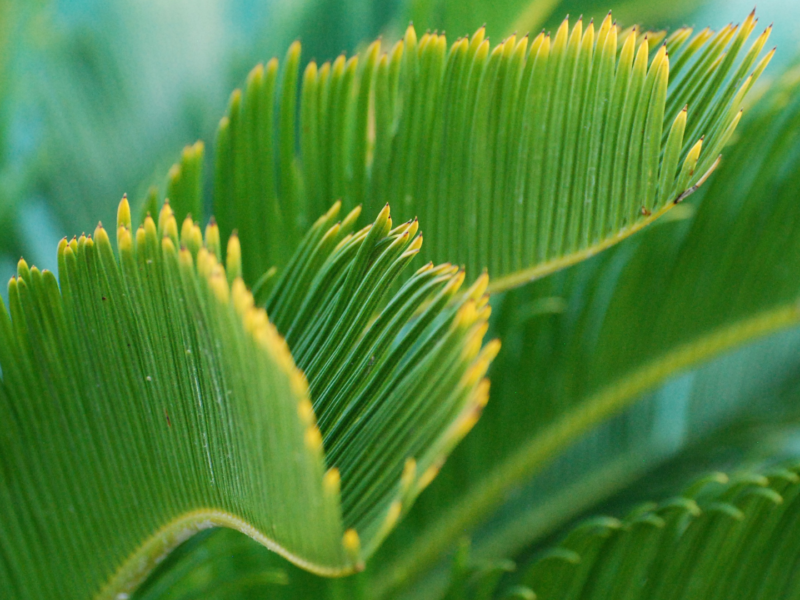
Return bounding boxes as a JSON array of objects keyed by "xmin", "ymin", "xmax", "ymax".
[{"xmin": 1, "ymin": 0, "xmax": 799, "ymax": 285}]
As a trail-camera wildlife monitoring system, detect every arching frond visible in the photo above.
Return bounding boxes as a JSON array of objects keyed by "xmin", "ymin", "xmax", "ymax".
[
  {"xmin": 369, "ymin": 49, "xmax": 800, "ymax": 600},
  {"xmin": 0, "ymin": 199, "xmax": 494, "ymax": 599},
  {"xmin": 210, "ymin": 11, "xmax": 771, "ymax": 291},
  {"xmin": 522, "ymin": 466, "xmax": 800, "ymax": 599}
]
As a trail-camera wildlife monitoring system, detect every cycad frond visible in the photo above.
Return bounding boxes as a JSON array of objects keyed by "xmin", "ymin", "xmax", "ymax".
[
  {"xmin": 0, "ymin": 199, "xmax": 493, "ymax": 599},
  {"xmin": 369, "ymin": 46, "xmax": 800, "ymax": 599},
  {"xmin": 211, "ymin": 11, "xmax": 771, "ymax": 291},
  {"xmin": 522, "ymin": 467, "xmax": 800, "ymax": 599}
]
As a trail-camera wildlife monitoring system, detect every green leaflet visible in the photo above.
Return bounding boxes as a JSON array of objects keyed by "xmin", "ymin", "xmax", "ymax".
[
  {"xmin": 0, "ymin": 198, "xmax": 494, "ymax": 599},
  {"xmin": 166, "ymin": 141, "xmax": 205, "ymax": 227},
  {"xmin": 520, "ymin": 466, "xmax": 800, "ymax": 600},
  {"xmin": 368, "ymin": 49, "xmax": 800, "ymax": 599},
  {"xmin": 212, "ymin": 11, "xmax": 771, "ymax": 290}
]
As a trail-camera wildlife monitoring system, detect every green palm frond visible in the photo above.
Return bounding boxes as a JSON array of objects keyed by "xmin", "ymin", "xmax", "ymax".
[
  {"xmin": 0, "ymin": 198, "xmax": 494, "ymax": 599},
  {"xmin": 520, "ymin": 466, "xmax": 800, "ymax": 599},
  {"xmin": 210, "ymin": 11, "xmax": 771, "ymax": 291},
  {"xmin": 369, "ymin": 51, "xmax": 800, "ymax": 598},
  {"xmin": 0, "ymin": 7, "xmax": 788, "ymax": 600}
]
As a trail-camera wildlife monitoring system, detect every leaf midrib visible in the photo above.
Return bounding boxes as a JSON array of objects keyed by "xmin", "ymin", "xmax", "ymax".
[{"xmin": 487, "ymin": 198, "xmax": 679, "ymax": 293}]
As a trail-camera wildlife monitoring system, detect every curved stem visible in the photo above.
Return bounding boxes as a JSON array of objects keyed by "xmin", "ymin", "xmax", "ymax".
[{"xmin": 97, "ymin": 509, "xmax": 354, "ymax": 600}]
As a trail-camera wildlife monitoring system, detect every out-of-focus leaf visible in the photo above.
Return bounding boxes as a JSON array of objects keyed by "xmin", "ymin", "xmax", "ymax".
[
  {"xmin": 26, "ymin": 2, "xmax": 231, "ymax": 234},
  {"xmin": 404, "ymin": 0, "xmax": 557, "ymax": 40},
  {"xmin": 0, "ymin": 0, "xmax": 28, "ymax": 259},
  {"xmin": 520, "ymin": 464, "xmax": 800, "ymax": 599},
  {"xmin": 166, "ymin": 141, "xmax": 205, "ymax": 225},
  {"xmin": 401, "ymin": 0, "xmax": 708, "ymax": 43},
  {"xmin": 473, "ymin": 327, "xmax": 800, "ymax": 563}
]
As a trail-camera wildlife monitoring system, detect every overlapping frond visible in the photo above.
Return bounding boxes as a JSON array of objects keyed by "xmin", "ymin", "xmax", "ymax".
[
  {"xmin": 0, "ymin": 198, "xmax": 494, "ymax": 599},
  {"xmin": 522, "ymin": 466, "xmax": 800, "ymax": 599},
  {"xmin": 369, "ymin": 48, "xmax": 800, "ymax": 600},
  {"xmin": 211, "ymin": 11, "xmax": 771, "ymax": 290}
]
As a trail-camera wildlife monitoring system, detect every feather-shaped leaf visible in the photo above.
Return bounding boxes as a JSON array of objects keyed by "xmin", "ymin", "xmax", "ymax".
[
  {"xmin": 212, "ymin": 12, "xmax": 771, "ymax": 291},
  {"xmin": 521, "ymin": 466, "xmax": 800, "ymax": 599},
  {"xmin": 0, "ymin": 199, "xmax": 494, "ymax": 599},
  {"xmin": 368, "ymin": 51, "xmax": 800, "ymax": 599}
]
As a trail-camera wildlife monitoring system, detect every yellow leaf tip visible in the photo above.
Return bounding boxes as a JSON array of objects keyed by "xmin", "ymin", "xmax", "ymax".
[
  {"xmin": 324, "ymin": 468, "xmax": 341, "ymax": 495},
  {"xmin": 468, "ymin": 271, "xmax": 490, "ymax": 299},
  {"xmin": 482, "ymin": 338, "xmax": 502, "ymax": 362},
  {"xmin": 208, "ymin": 270, "xmax": 230, "ymax": 304},
  {"xmin": 417, "ymin": 463, "xmax": 441, "ymax": 492},
  {"xmin": 117, "ymin": 196, "xmax": 132, "ymax": 231},
  {"xmin": 298, "ymin": 397, "xmax": 316, "ymax": 425},
  {"xmin": 343, "ymin": 529, "xmax": 361, "ymax": 556},
  {"xmin": 397, "ymin": 460, "xmax": 416, "ymax": 496},
  {"xmin": 305, "ymin": 425, "xmax": 323, "ymax": 452}
]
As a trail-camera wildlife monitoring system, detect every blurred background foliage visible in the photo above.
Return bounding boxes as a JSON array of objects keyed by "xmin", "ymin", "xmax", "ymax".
[{"xmin": 4, "ymin": 0, "xmax": 800, "ymax": 598}]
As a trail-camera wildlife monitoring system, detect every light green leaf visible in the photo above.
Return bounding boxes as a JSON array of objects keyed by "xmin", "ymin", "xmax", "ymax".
[
  {"xmin": 212, "ymin": 12, "xmax": 771, "ymax": 290},
  {"xmin": 0, "ymin": 198, "xmax": 495, "ymax": 599},
  {"xmin": 369, "ymin": 52, "xmax": 800, "ymax": 599}
]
